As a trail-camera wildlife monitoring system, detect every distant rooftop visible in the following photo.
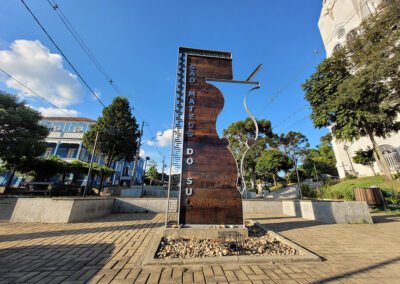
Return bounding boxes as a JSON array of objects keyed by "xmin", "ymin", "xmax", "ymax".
[{"xmin": 43, "ymin": 117, "xmax": 96, "ymax": 122}]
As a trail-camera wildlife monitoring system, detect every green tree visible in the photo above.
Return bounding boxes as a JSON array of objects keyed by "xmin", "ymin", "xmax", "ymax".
[
  {"xmin": 223, "ymin": 118, "xmax": 275, "ymax": 189},
  {"xmin": 83, "ymin": 96, "xmax": 139, "ymax": 190},
  {"xmin": 0, "ymin": 92, "xmax": 48, "ymax": 190},
  {"xmin": 145, "ymin": 160, "xmax": 159, "ymax": 185},
  {"xmin": 256, "ymin": 149, "xmax": 291, "ymax": 186},
  {"xmin": 353, "ymin": 147, "xmax": 376, "ymax": 175},
  {"xmin": 303, "ymin": 134, "xmax": 338, "ymax": 178},
  {"xmin": 302, "ymin": 1, "xmax": 400, "ymax": 180},
  {"xmin": 223, "ymin": 118, "xmax": 274, "ymax": 159},
  {"xmin": 278, "ymin": 131, "xmax": 310, "ymax": 193}
]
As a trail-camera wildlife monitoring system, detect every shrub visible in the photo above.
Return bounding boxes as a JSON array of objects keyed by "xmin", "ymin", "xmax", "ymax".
[
  {"xmin": 301, "ymin": 183, "xmax": 317, "ymax": 198},
  {"xmin": 384, "ymin": 189, "xmax": 400, "ymax": 205},
  {"xmin": 322, "ymin": 177, "xmax": 336, "ymax": 186},
  {"xmin": 343, "ymin": 187, "xmax": 355, "ymax": 201},
  {"xmin": 317, "ymin": 183, "xmax": 354, "ymax": 200},
  {"xmin": 345, "ymin": 172, "xmax": 358, "ymax": 180}
]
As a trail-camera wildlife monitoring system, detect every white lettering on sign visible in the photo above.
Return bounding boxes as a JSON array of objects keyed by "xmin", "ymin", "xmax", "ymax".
[
  {"xmin": 189, "ymin": 65, "xmax": 196, "ymax": 84},
  {"xmin": 183, "ymin": 64, "xmax": 197, "ymax": 200}
]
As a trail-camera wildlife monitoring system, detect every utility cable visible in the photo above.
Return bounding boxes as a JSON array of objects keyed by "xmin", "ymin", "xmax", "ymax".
[
  {"xmin": 276, "ymin": 114, "xmax": 310, "ymax": 133},
  {"xmin": 260, "ymin": 0, "xmax": 372, "ymax": 130},
  {"xmin": 0, "ymin": 66, "xmax": 74, "ymax": 118},
  {"xmin": 272, "ymin": 104, "xmax": 309, "ymax": 130},
  {"xmin": 257, "ymin": 50, "xmax": 320, "ymax": 115},
  {"xmin": 20, "ymin": 0, "xmax": 106, "ymax": 108},
  {"xmin": 46, "ymin": 0, "xmax": 126, "ymax": 99}
]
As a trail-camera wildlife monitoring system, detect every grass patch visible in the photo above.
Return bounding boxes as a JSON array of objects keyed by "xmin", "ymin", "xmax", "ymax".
[
  {"xmin": 304, "ymin": 176, "xmax": 400, "ymax": 201},
  {"xmin": 331, "ymin": 175, "xmax": 400, "ymax": 193}
]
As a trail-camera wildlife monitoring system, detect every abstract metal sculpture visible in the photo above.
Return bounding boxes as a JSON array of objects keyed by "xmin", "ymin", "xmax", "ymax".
[{"xmin": 239, "ymin": 86, "xmax": 260, "ymax": 196}]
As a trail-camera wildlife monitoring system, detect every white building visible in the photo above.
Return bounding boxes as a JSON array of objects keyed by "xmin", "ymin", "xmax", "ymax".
[
  {"xmin": 40, "ymin": 117, "xmax": 145, "ymax": 186},
  {"xmin": 318, "ymin": 0, "xmax": 400, "ymax": 178}
]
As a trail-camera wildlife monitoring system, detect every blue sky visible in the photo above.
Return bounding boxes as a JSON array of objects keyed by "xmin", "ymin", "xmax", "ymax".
[{"xmin": 0, "ymin": 0, "xmax": 329, "ymax": 170}]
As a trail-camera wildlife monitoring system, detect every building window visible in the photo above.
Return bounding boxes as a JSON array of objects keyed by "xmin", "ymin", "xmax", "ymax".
[
  {"xmin": 73, "ymin": 126, "xmax": 84, "ymax": 133},
  {"xmin": 380, "ymin": 144, "xmax": 400, "ymax": 171},
  {"xmin": 337, "ymin": 28, "xmax": 345, "ymax": 39},
  {"xmin": 67, "ymin": 148, "xmax": 77, "ymax": 159},
  {"xmin": 44, "ymin": 147, "xmax": 54, "ymax": 157},
  {"xmin": 333, "ymin": 44, "xmax": 341, "ymax": 53}
]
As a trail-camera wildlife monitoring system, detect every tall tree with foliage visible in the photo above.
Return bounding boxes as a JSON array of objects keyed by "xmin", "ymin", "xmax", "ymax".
[
  {"xmin": 223, "ymin": 118, "xmax": 274, "ymax": 159},
  {"xmin": 278, "ymin": 131, "xmax": 309, "ymax": 193},
  {"xmin": 303, "ymin": 1, "xmax": 400, "ymax": 180},
  {"xmin": 256, "ymin": 149, "xmax": 291, "ymax": 186},
  {"xmin": 0, "ymin": 92, "xmax": 48, "ymax": 190},
  {"xmin": 303, "ymin": 134, "xmax": 338, "ymax": 178},
  {"xmin": 145, "ymin": 160, "xmax": 159, "ymax": 185},
  {"xmin": 223, "ymin": 118, "xmax": 275, "ymax": 189},
  {"xmin": 83, "ymin": 96, "xmax": 139, "ymax": 189}
]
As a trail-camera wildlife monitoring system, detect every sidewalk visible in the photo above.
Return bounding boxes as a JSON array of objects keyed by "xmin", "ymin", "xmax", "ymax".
[{"xmin": 0, "ymin": 212, "xmax": 399, "ymax": 283}]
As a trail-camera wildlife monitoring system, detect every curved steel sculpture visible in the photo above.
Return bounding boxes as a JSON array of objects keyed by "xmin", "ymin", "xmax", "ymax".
[{"xmin": 239, "ymin": 86, "xmax": 260, "ymax": 196}]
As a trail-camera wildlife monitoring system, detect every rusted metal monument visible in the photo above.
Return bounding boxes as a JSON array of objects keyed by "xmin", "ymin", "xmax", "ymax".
[{"xmin": 166, "ymin": 47, "xmax": 260, "ymax": 227}]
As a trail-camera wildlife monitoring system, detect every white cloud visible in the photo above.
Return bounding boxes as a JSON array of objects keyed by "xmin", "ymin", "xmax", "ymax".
[
  {"xmin": 0, "ymin": 40, "xmax": 83, "ymax": 107},
  {"xmin": 139, "ymin": 149, "xmax": 146, "ymax": 158},
  {"xmin": 147, "ymin": 129, "xmax": 172, "ymax": 148},
  {"xmin": 36, "ymin": 106, "xmax": 79, "ymax": 117}
]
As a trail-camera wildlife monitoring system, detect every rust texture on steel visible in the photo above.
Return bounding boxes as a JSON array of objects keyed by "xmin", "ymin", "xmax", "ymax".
[{"xmin": 179, "ymin": 48, "xmax": 243, "ymax": 225}]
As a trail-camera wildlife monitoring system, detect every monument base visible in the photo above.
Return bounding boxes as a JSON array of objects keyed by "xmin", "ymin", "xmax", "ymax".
[
  {"xmin": 164, "ymin": 226, "xmax": 248, "ymax": 239},
  {"xmin": 141, "ymin": 221, "xmax": 321, "ymax": 266}
]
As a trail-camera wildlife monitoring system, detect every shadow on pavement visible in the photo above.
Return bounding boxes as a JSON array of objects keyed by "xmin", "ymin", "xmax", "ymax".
[
  {"xmin": 88, "ymin": 212, "xmax": 159, "ymax": 223},
  {"xmin": 311, "ymin": 256, "xmax": 400, "ymax": 284},
  {"xmin": 0, "ymin": 222, "xmax": 163, "ymax": 242},
  {"xmin": 263, "ymin": 220, "xmax": 325, "ymax": 233},
  {"xmin": 249, "ymin": 216, "xmax": 300, "ymax": 221},
  {"xmin": 372, "ymin": 213, "xmax": 400, "ymax": 223},
  {"xmin": 0, "ymin": 243, "xmax": 114, "ymax": 283}
]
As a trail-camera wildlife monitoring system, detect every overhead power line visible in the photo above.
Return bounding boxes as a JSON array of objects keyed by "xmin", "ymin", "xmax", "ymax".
[
  {"xmin": 20, "ymin": 0, "xmax": 106, "ymax": 108},
  {"xmin": 259, "ymin": 0, "xmax": 372, "ymax": 130},
  {"xmin": 257, "ymin": 50, "xmax": 320, "ymax": 115},
  {"xmin": 46, "ymin": 0, "xmax": 126, "ymax": 99},
  {"xmin": 0, "ymin": 66, "xmax": 74, "ymax": 118},
  {"xmin": 276, "ymin": 114, "xmax": 310, "ymax": 133},
  {"xmin": 272, "ymin": 104, "xmax": 309, "ymax": 130}
]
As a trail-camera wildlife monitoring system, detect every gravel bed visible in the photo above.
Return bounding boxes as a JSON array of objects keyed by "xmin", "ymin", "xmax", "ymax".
[{"xmin": 155, "ymin": 225, "xmax": 302, "ymax": 259}]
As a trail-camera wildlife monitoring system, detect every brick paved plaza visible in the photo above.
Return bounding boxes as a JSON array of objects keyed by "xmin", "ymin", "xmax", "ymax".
[{"xmin": 0, "ymin": 212, "xmax": 399, "ymax": 283}]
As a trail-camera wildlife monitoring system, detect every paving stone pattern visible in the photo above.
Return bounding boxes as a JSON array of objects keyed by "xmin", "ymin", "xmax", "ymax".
[{"xmin": 0, "ymin": 212, "xmax": 399, "ymax": 283}]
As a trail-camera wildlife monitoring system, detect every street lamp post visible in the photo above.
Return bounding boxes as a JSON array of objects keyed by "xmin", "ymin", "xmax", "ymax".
[
  {"xmin": 141, "ymin": 156, "xmax": 150, "ymax": 197},
  {"xmin": 83, "ymin": 131, "xmax": 99, "ymax": 197},
  {"xmin": 132, "ymin": 121, "xmax": 145, "ymax": 185}
]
